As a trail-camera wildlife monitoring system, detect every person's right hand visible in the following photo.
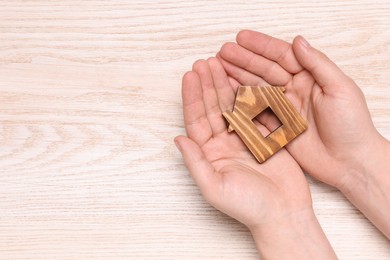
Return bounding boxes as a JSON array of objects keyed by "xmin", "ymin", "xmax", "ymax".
[{"xmin": 218, "ymin": 30, "xmax": 388, "ymax": 191}]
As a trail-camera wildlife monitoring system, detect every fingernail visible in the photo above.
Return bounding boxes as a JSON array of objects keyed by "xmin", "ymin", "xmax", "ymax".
[
  {"xmin": 299, "ymin": 36, "xmax": 311, "ymax": 48},
  {"xmin": 174, "ymin": 138, "xmax": 182, "ymax": 153}
]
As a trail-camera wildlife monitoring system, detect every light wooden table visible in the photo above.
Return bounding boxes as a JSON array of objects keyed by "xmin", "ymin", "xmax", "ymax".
[{"xmin": 0, "ymin": 1, "xmax": 389, "ymax": 259}]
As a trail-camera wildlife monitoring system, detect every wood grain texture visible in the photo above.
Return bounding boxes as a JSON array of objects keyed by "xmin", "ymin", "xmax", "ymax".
[
  {"xmin": 224, "ymin": 86, "xmax": 307, "ymax": 163},
  {"xmin": 0, "ymin": 0, "xmax": 389, "ymax": 259}
]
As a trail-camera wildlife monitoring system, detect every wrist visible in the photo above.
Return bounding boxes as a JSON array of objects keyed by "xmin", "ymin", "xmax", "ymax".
[
  {"xmin": 339, "ymin": 133, "xmax": 390, "ymax": 195},
  {"xmin": 339, "ymin": 134, "xmax": 390, "ymax": 238},
  {"xmin": 250, "ymin": 209, "xmax": 337, "ymax": 259}
]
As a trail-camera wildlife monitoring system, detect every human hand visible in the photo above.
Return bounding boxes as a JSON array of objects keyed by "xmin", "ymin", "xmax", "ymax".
[
  {"xmin": 218, "ymin": 30, "xmax": 388, "ymax": 191},
  {"xmin": 175, "ymin": 58, "xmax": 336, "ymax": 258},
  {"xmin": 217, "ymin": 30, "xmax": 390, "ymax": 238}
]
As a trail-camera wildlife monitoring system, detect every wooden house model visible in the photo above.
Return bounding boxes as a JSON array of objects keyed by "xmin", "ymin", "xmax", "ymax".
[{"xmin": 223, "ymin": 86, "xmax": 307, "ymax": 163}]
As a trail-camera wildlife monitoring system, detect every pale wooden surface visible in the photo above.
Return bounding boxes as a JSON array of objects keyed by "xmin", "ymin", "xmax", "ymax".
[{"xmin": 0, "ymin": 0, "xmax": 389, "ymax": 259}]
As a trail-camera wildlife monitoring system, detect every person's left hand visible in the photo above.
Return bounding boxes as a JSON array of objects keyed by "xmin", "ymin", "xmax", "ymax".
[{"xmin": 175, "ymin": 57, "xmax": 312, "ymax": 230}]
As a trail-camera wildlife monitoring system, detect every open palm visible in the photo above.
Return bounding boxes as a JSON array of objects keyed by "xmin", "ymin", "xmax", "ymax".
[
  {"xmin": 175, "ymin": 57, "xmax": 311, "ymax": 230},
  {"xmin": 217, "ymin": 30, "xmax": 384, "ymax": 190}
]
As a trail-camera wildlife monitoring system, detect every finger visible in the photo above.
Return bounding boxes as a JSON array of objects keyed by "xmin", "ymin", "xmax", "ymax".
[
  {"xmin": 219, "ymin": 42, "xmax": 292, "ymax": 86},
  {"xmin": 218, "ymin": 55, "xmax": 270, "ymax": 87},
  {"xmin": 182, "ymin": 71, "xmax": 212, "ymax": 146},
  {"xmin": 207, "ymin": 57, "xmax": 236, "ymax": 112},
  {"xmin": 216, "ymin": 52, "xmax": 246, "ymax": 92},
  {"xmin": 227, "ymin": 76, "xmax": 240, "ymax": 93},
  {"xmin": 292, "ymin": 36, "xmax": 356, "ymax": 94},
  {"xmin": 192, "ymin": 59, "xmax": 227, "ymax": 136},
  {"xmin": 236, "ymin": 30, "xmax": 303, "ymax": 74},
  {"xmin": 174, "ymin": 135, "xmax": 222, "ymax": 202}
]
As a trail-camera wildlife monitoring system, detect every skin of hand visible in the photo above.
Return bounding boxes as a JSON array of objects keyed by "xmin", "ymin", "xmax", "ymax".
[
  {"xmin": 217, "ymin": 30, "xmax": 390, "ymax": 238},
  {"xmin": 174, "ymin": 58, "xmax": 337, "ymax": 259}
]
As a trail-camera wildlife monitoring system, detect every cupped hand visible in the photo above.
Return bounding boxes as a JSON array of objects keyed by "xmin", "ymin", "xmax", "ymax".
[
  {"xmin": 217, "ymin": 30, "xmax": 387, "ymax": 191},
  {"xmin": 174, "ymin": 57, "xmax": 312, "ymax": 230}
]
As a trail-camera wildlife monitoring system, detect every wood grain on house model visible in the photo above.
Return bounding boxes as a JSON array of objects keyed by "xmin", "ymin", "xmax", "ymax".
[{"xmin": 223, "ymin": 86, "xmax": 307, "ymax": 163}]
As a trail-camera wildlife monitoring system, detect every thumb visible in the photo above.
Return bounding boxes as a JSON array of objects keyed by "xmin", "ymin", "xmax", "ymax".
[
  {"xmin": 174, "ymin": 136, "xmax": 222, "ymax": 199},
  {"xmin": 292, "ymin": 36, "xmax": 354, "ymax": 93}
]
